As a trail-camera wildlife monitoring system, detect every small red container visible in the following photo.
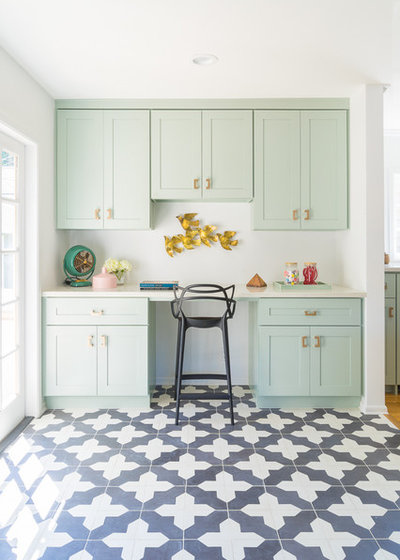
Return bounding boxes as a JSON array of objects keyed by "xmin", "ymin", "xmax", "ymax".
[{"xmin": 303, "ymin": 262, "xmax": 318, "ymax": 285}]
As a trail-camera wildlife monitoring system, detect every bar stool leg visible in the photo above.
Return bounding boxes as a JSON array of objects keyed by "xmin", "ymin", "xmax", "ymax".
[
  {"xmin": 222, "ymin": 321, "xmax": 234, "ymax": 425},
  {"xmin": 175, "ymin": 325, "xmax": 186, "ymax": 425},
  {"xmin": 174, "ymin": 320, "xmax": 182, "ymax": 401}
]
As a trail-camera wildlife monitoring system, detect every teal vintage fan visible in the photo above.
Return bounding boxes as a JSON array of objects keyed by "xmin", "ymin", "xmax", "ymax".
[{"xmin": 63, "ymin": 245, "xmax": 96, "ymax": 287}]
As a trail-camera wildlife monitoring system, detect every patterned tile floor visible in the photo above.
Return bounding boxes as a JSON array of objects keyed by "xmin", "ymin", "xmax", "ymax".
[{"xmin": 1, "ymin": 386, "xmax": 400, "ymax": 559}]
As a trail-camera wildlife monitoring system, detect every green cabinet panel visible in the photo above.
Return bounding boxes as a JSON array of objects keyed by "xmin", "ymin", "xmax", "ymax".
[
  {"xmin": 253, "ymin": 109, "xmax": 348, "ymax": 231},
  {"xmin": 151, "ymin": 111, "xmax": 202, "ymax": 200},
  {"xmin": 104, "ymin": 111, "xmax": 150, "ymax": 229},
  {"xmin": 258, "ymin": 327, "xmax": 309, "ymax": 396},
  {"xmin": 97, "ymin": 326, "xmax": 148, "ymax": 396},
  {"xmin": 301, "ymin": 111, "xmax": 347, "ymax": 230},
  {"xmin": 258, "ymin": 298, "xmax": 361, "ymax": 326},
  {"xmin": 151, "ymin": 110, "xmax": 253, "ymax": 201},
  {"xmin": 202, "ymin": 111, "xmax": 253, "ymax": 201},
  {"xmin": 385, "ymin": 298, "xmax": 396, "ymax": 385},
  {"xmin": 385, "ymin": 273, "xmax": 396, "ymax": 297},
  {"xmin": 253, "ymin": 111, "xmax": 300, "ymax": 229},
  {"xmin": 57, "ymin": 109, "xmax": 151, "ymax": 230},
  {"xmin": 57, "ymin": 110, "xmax": 104, "ymax": 229},
  {"xmin": 309, "ymin": 326, "xmax": 361, "ymax": 396},
  {"xmin": 45, "ymin": 326, "xmax": 97, "ymax": 395}
]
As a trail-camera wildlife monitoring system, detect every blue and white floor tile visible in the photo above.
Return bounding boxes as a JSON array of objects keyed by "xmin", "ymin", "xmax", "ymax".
[{"xmin": 1, "ymin": 385, "xmax": 400, "ymax": 559}]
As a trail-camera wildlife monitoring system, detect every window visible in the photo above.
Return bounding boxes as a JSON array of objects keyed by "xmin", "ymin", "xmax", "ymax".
[{"xmin": 0, "ymin": 134, "xmax": 24, "ymax": 439}]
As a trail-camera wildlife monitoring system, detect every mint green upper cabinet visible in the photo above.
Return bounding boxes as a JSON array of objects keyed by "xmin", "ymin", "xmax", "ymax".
[
  {"xmin": 57, "ymin": 110, "xmax": 104, "ymax": 229},
  {"xmin": 253, "ymin": 111, "xmax": 300, "ymax": 229},
  {"xmin": 104, "ymin": 111, "xmax": 150, "ymax": 229},
  {"xmin": 258, "ymin": 326, "xmax": 310, "ymax": 396},
  {"xmin": 202, "ymin": 111, "xmax": 252, "ymax": 200},
  {"xmin": 309, "ymin": 327, "xmax": 361, "ymax": 396},
  {"xmin": 151, "ymin": 111, "xmax": 202, "ymax": 200},
  {"xmin": 57, "ymin": 109, "xmax": 151, "ymax": 230},
  {"xmin": 253, "ymin": 109, "xmax": 348, "ymax": 230},
  {"xmin": 300, "ymin": 111, "xmax": 348, "ymax": 230},
  {"xmin": 151, "ymin": 110, "xmax": 253, "ymax": 201}
]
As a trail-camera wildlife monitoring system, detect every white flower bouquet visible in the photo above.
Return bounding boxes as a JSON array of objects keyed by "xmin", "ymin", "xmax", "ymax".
[{"xmin": 104, "ymin": 258, "xmax": 133, "ymax": 283}]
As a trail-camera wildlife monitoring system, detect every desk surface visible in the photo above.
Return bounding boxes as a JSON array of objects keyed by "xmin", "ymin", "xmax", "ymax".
[{"xmin": 42, "ymin": 284, "xmax": 366, "ymax": 299}]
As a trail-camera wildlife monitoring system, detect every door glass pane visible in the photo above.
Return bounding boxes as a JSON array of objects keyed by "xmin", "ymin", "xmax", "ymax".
[
  {"xmin": 1, "ymin": 352, "xmax": 18, "ymax": 408},
  {"xmin": 2, "ymin": 203, "xmax": 17, "ymax": 250},
  {"xmin": 2, "ymin": 303, "xmax": 17, "ymax": 356},
  {"xmin": 2, "ymin": 253, "xmax": 16, "ymax": 303},
  {"xmin": 1, "ymin": 150, "xmax": 17, "ymax": 200}
]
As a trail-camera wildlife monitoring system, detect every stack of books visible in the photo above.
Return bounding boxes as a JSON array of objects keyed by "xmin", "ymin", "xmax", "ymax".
[{"xmin": 139, "ymin": 280, "xmax": 179, "ymax": 291}]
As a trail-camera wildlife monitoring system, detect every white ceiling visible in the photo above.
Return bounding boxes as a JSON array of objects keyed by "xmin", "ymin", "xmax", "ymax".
[{"xmin": 0, "ymin": 0, "xmax": 393, "ymax": 99}]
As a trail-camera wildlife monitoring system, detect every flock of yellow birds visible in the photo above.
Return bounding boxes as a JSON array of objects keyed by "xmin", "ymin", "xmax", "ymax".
[{"xmin": 164, "ymin": 213, "xmax": 238, "ymax": 257}]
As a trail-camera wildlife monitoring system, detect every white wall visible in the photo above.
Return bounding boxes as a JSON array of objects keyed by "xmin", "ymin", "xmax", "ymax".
[{"xmin": 0, "ymin": 47, "xmax": 66, "ymax": 416}]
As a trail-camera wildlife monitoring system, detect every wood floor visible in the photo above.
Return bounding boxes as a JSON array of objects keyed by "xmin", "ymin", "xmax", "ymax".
[{"xmin": 386, "ymin": 393, "xmax": 400, "ymax": 429}]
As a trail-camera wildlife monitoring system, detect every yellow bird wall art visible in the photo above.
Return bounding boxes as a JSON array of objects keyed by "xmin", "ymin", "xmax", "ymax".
[
  {"xmin": 164, "ymin": 235, "xmax": 183, "ymax": 258},
  {"xmin": 176, "ymin": 213, "xmax": 200, "ymax": 231},
  {"xmin": 199, "ymin": 225, "xmax": 218, "ymax": 247},
  {"xmin": 178, "ymin": 230, "xmax": 201, "ymax": 250},
  {"xmin": 218, "ymin": 231, "xmax": 239, "ymax": 251}
]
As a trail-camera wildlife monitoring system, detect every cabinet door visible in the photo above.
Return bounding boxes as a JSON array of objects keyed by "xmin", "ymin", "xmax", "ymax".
[
  {"xmin": 300, "ymin": 111, "xmax": 348, "ymax": 230},
  {"xmin": 151, "ymin": 111, "xmax": 201, "ymax": 200},
  {"xmin": 57, "ymin": 110, "xmax": 103, "ymax": 229},
  {"xmin": 104, "ymin": 111, "xmax": 151, "ymax": 230},
  {"xmin": 202, "ymin": 111, "xmax": 253, "ymax": 201},
  {"xmin": 310, "ymin": 327, "xmax": 361, "ymax": 396},
  {"xmin": 385, "ymin": 299, "xmax": 396, "ymax": 385},
  {"xmin": 253, "ymin": 111, "xmax": 300, "ymax": 229},
  {"xmin": 258, "ymin": 327, "xmax": 309, "ymax": 396},
  {"xmin": 97, "ymin": 326, "xmax": 148, "ymax": 396},
  {"xmin": 45, "ymin": 326, "xmax": 97, "ymax": 395}
]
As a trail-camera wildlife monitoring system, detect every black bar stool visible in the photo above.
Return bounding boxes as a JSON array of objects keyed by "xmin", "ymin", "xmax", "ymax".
[{"xmin": 170, "ymin": 284, "xmax": 236, "ymax": 425}]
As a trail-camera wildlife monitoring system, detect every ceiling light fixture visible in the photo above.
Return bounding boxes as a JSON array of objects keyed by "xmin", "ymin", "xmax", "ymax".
[{"xmin": 192, "ymin": 54, "xmax": 219, "ymax": 66}]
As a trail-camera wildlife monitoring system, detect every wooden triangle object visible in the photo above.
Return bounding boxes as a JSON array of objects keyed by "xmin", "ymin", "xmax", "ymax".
[{"xmin": 246, "ymin": 273, "xmax": 267, "ymax": 288}]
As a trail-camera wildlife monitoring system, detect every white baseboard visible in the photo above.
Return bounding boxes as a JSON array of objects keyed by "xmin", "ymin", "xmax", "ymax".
[{"xmin": 360, "ymin": 397, "xmax": 388, "ymax": 414}]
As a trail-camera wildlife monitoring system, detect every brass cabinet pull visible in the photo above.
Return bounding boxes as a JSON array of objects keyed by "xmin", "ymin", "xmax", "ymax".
[
  {"xmin": 107, "ymin": 208, "xmax": 112, "ymax": 220},
  {"xmin": 88, "ymin": 335, "xmax": 94, "ymax": 348},
  {"xmin": 95, "ymin": 208, "xmax": 101, "ymax": 220},
  {"xmin": 304, "ymin": 209, "xmax": 310, "ymax": 221},
  {"xmin": 389, "ymin": 307, "xmax": 394, "ymax": 318},
  {"xmin": 314, "ymin": 335, "xmax": 321, "ymax": 348},
  {"xmin": 385, "ymin": 283, "xmax": 388, "ymax": 290},
  {"xmin": 90, "ymin": 310, "xmax": 104, "ymax": 316},
  {"xmin": 304, "ymin": 310, "xmax": 317, "ymax": 316},
  {"xmin": 206, "ymin": 178, "xmax": 211, "ymax": 190},
  {"xmin": 301, "ymin": 335, "xmax": 308, "ymax": 348},
  {"xmin": 194, "ymin": 178, "xmax": 200, "ymax": 189},
  {"xmin": 292, "ymin": 209, "xmax": 298, "ymax": 221},
  {"xmin": 100, "ymin": 335, "xmax": 107, "ymax": 347}
]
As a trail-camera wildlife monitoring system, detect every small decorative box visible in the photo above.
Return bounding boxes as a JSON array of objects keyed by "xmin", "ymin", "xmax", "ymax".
[{"xmin": 92, "ymin": 267, "xmax": 117, "ymax": 290}]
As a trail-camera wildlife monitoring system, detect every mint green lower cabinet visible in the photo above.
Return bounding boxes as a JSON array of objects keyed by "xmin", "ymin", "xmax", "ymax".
[
  {"xmin": 45, "ymin": 326, "xmax": 97, "ymax": 396},
  {"xmin": 309, "ymin": 327, "xmax": 361, "ymax": 396},
  {"xmin": 258, "ymin": 327, "xmax": 309, "ymax": 396},
  {"xmin": 97, "ymin": 326, "xmax": 148, "ymax": 396},
  {"xmin": 386, "ymin": 298, "xmax": 396, "ymax": 385}
]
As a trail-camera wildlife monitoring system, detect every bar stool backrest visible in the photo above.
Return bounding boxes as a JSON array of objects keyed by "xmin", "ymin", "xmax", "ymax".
[{"xmin": 171, "ymin": 284, "xmax": 236, "ymax": 321}]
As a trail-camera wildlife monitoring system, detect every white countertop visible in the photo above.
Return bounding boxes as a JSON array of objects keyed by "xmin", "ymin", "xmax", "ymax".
[
  {"xmin": 42, "ymin": 284, "xmax": 366, "ymax": 299},
  {"xmin": 385, "ymin": 265, "xmax": 400, "ymax": 272}
]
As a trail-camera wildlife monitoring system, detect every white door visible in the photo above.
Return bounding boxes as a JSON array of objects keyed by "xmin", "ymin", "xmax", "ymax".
[{"xmin": 0, "ymin": 133, "xmax": 24, "ymax": 441}]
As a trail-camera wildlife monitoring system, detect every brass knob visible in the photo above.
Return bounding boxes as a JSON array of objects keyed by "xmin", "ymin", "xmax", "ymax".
[
  {"xmin": 389, "ymin": 307, "xmax": 394, "ymax": 318},
  {"xmin": 95, "ymin": 208, "xmax": 101, "ymax": 220},
  {"xmin": 304, "ymin": 310, "xmax": 317, "ymax": 316},
  {"xmin": 314, "ymin": 336, "xmax": 321, "ymax": 348},
  {"xmin": 194, "ymin": 178, "xmax": 200, "ymax": 189},
  {"xmin": 304, "ymin": 209, "xmax": 310, "ymax": 221},
  {"xmin": 292, "ymin": 210, "xmax": 298, "ymax": 221},
  {"xmin": 302, "ymin": 336, "xmax": 308, "ymax": 348},
  {"xmin": 206, "ymin": 178, "xmax": 211, "ymax": 190},
  {"xmin": 107, "ymin": 208, "xmax": 112, "ymax": 220}
]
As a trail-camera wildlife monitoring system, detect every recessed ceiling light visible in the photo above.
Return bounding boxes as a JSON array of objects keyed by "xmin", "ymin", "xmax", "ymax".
[{"xmin": 192, "ymin": 54, "xmax": 219, "ymax": 66}]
